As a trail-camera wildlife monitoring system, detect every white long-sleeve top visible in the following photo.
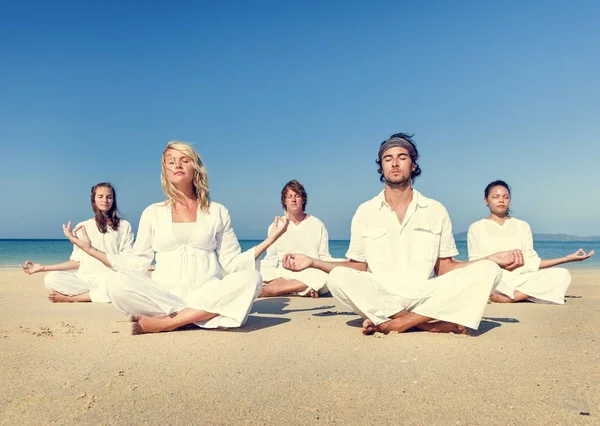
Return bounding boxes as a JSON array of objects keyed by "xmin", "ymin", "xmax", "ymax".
[
  {"xmin": 106, "ymin": 201, "xmax": 256, "ymax": 301},
  {"xmin": 70, "ymin": 218, "xmax": 134, "ymax": 282},
  {"xmin": 467, "ymin": 217, "xmax": 541, "ymax": 275},
  {"xmin": 261, "ymin": 215, "xmax": 334, "ymax": 268}
]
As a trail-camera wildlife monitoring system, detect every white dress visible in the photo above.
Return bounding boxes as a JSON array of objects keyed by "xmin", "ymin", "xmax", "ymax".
[
  {"xmin": 260, "ymin": 215, "xmax": 338, "ymax": 295},
  {"xmin": 105, "ymin": 201, "xmax": 262, "ymax": 328},
  {"xmin": 467, "ymin": 218, "xmax": 571, "ymax": 304},
  {"xmin": 44, "ymin": 219, "xmax": 134, "ymax": 302}
]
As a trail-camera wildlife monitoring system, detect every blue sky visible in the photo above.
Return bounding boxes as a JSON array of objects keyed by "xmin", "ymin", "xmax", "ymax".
[{"xmin": 1, "ymin": 0, "xmax": 599, "ymax": 239}]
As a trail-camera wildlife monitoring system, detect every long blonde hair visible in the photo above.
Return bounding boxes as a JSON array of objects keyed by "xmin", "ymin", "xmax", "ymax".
[{"xmin": 161, "ymin": 141, "xmax": 210, "ymax": 212}]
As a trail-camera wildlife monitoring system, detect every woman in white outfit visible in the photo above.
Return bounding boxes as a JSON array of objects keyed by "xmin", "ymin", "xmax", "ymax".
[
  {"xmin": 22, "ymin": 182, "xmax": 134, "ymax": 303},
  {"xmin": 467, "ymin": 180, "xmax": 595, "ymax": 303},
  {"xmin": 62, "ymin": 141, "xmax": 288, "ymax": 334},
  {"xmin": 260, "ymin": 180, "xmax": 338, "ymax": 298}
]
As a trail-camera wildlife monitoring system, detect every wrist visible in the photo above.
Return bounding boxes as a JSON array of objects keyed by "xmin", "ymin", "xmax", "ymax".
[{"xmin": 41, "ymin": 265, "xmax": 47, "ymax": 272}]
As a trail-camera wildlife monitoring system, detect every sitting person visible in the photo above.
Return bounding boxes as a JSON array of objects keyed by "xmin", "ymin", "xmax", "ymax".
[
  {"xmin": 62, "ymin": 141, "xmax": 288, "ymax": 334},
  {"xmin": 22, "ymin": 182, "xmax": 133, "ymax": 303},
  {"xmin": 468, "ymin": 180, "xmax": 595, "ymax": 303},
  {"xmin": 260, "ymin": 180, "xmax": 339, "ymax": 298},
  {"xmin": 281, "ymin": 133, "xmax": 524, "ymax": 335}
]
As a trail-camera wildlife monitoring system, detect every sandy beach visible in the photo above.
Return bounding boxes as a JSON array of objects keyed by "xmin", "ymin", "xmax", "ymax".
[{"xmin": 0, "ymin": 269, "xmax": 598, "ymax": 425}]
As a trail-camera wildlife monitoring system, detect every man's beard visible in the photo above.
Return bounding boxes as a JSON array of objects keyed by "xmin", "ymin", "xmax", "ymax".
[{"xmin": 385, "ymin": 174, "xmax": 411, "ymax": 188}]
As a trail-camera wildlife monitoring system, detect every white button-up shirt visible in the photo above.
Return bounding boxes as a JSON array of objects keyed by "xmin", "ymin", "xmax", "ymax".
[{"xmin": 346, "ymin": 190, "xmax": 458, "ymax": 298}]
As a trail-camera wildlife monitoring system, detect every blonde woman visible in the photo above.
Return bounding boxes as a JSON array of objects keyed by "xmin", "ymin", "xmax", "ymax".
[{"xmin": 63, "ymin": 141, "xmax": 288, "ymax": 334}]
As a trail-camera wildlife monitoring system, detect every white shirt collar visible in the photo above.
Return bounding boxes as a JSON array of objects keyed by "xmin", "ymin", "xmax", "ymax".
[{"xmin": 375, "ymin": 188, "xmax": 429, "ymax": 210}]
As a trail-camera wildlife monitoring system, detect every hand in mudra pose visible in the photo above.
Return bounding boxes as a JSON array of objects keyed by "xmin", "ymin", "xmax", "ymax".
[
  {"xmin": 566, "ymin": 248, "xmax": 595, "ymax": 262},
  {"xmin": 62, "ymin": 221, "xmax": 92, "ymax": 252},
  {"xmin": 282, "ymin": 253, "xmax": 314, "ymax": 272}
]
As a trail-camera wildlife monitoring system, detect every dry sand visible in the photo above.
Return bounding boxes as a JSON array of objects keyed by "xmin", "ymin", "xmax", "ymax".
[{"xmin": 1, "ymin": 269, "xmax": 599, "ymax": 425}]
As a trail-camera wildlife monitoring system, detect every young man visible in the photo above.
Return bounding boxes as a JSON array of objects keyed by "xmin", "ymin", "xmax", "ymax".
[
  {"xmin": 260, "ymin": 180, "xmax": 336, "ymax": 298},
  {"xmin": 282, "ymin": 133, "xmax": 525, "ymax": 335}
]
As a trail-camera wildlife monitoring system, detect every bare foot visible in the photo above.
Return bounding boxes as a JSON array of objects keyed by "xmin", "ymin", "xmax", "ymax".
[
  {"xmin": 131, "ymin": 316, "xmax": 178, "ymax": 335},
  {"xmin": 489, "ymin": 292, "xmax": 513, "ymax": 303},
  {"xmin": 259, "ymin": 285, "xmax": 272, "ymax": 298},
  {"xmin": 307, "ymin": 289, "xmax": 319, "ymax": 298},
  {"xmin": 362, "ymin": 319, "xmax": 381, "ymax": 335},
  {"xmin": 131, "ymin": 322, "xmax": 145, "ymax": 335},
  {"xmin": 416, "ymin": 321, "xmax": 468, "ymax": 334},
  {"xmin": 48, "ymin": 292, "xmax": 75, "ymax": 303}
]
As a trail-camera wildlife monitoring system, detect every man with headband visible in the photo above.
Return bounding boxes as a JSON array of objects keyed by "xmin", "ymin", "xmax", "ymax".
[{"xmin": 282, "ymin": 132, "xmax": 525, "ymax": 335}]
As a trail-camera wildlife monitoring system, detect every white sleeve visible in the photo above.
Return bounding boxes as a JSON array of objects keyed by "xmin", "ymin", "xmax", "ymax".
[
  {"xmin": 260, "ymin": 224, "xmax": 279, "ymax": 268},
  {"xmin": 107, "ymin": 207, "xmax": 155, "ymax": 272},
  {"xmin": 438, "ymin": 206, "xmax": 459, "ymax": 258},
  {"xmin": 118, "ymin": 220, "xmax": 135, "ymax": 254},
  {"xmin": 318, "ymin": 223, "xmax": 336, "ymax": 261},
  {"xmin": 520, "ymin": 221, "xmax": 541, "ymax": 272},
  {"xmin": 69, "ymin": 245, "xmax": 84, "ymax": 262},
  {"xmin": 467, "ymin": 223, "xmax": 486, "ymax": 261},
  {"xmin": 216, "ymin": 207, "xmax": 257, "ymax": 274},
  {"xmin": 345, "ymin": 211, "xmax": 366, "ymax": 263},
  {"xmin": 69, "ymin": 222, "xmax": 86, "ymax": 262}
]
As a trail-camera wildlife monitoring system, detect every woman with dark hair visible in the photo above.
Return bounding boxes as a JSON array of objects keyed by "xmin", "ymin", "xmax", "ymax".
[
  {"xmin": 467, "ymin": 180, "xmax": 594, "ymax": 303},
  {"xmin": 22, "ymin": 182, "xmax": 134, "ymax": 303},
  {"xmin": 260, "ymin": 179, "xmax": 339, "ymax": 298}
]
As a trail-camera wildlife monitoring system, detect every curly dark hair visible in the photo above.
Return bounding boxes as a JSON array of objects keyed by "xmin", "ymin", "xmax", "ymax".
[{"xmin": 376, "ymin": 132, "xmax": 422, "ymax": 183}]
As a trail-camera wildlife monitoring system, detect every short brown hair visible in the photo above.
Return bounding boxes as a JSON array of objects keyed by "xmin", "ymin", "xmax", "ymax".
[{"xmin": 281, "ymin": 180, "xmax": 307, "ymax": 211}]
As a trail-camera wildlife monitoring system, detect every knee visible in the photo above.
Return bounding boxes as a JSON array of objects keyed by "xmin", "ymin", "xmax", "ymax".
[
  {"xmin": 43, "ymin": 272, "xmax": 62, "ymax": 290},
  {"xmin": 550, "ymin": 268, "xmax": 571, "ymax": 283},
  {"xmin": 105, "ymin": 274, "xmax": 134, "ymax": 300},
  {"xmin": 476, "ymin": 260, "xmax": 503, "ymax": 281},
  {"xmin": 326, "ymin": 267, "xmax": 351, "ymax": 292},
  {"xmin": 240, "ymin": 270, "xmax": 262, "ymax": 290}
]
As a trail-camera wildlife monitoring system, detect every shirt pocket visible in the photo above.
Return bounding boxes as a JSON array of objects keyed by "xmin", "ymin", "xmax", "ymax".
[
  {"xmin": 410, "ymin": 223, "xmax": 442, "ymax": 264},
  {"xmin": 363, "ymin": 227, "xmax": 391, "ymax": 263}
]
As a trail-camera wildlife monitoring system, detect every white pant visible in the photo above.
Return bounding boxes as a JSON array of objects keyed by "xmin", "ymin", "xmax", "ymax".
[
  {"xmin": 260, "ymin": 266, "xmax": 329, "ymax": 295},
  {"xmin": 495, "ymin": 268, "xmax": 571, "ymax": 304},
  {"xmin": 44, "ymin": 271, "xmax": 110, "ymax": 303},
  {"xmin": 327, "ymin": 260, "xmax": 502, "ymax": 330},
  {"xmin": 107, "ymin": 270, "xmax": 262, "ymax": 329}
]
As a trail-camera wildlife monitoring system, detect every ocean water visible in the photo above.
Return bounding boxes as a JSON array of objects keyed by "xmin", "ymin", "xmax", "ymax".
[{"xmin": 1, "ymin": 239, "xmax": 598, "ymax": 269}]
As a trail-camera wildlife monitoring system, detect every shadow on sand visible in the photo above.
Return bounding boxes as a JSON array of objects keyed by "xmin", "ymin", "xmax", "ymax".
[
  {"xmin": 162, "ymin": 315, "xmax": 291, "ymax": 334},
  {"xmin": 229, "ymin": 315, "xmax": 291, "ymax": 333},
  {"xmin": 250, "ymin": 298, "xmax": 335, "ymax": 316},
  {"xmin": 313, "ymin": 310, "xmax": 357, "ymax": 317}
]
